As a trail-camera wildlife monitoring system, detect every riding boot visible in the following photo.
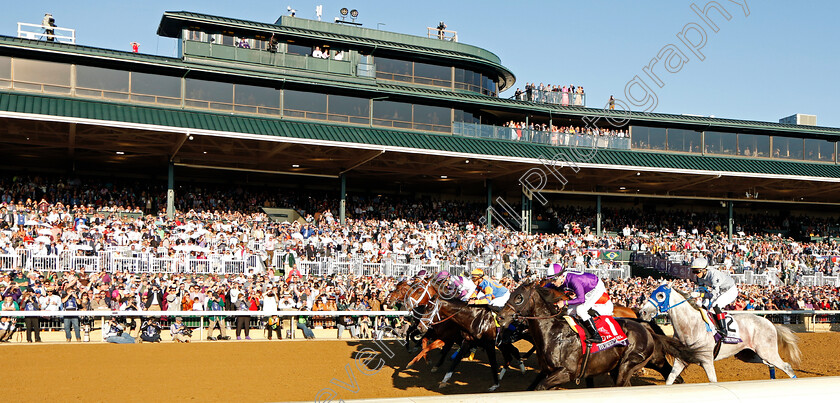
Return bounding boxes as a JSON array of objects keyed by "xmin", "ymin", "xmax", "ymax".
[
  {"xmin": 583, "ymin": 318, "xmax": 603, "ymax": 344},
  {"xmin": 713, "ymin": 306, "xmax": 727, "ymax": 336}
]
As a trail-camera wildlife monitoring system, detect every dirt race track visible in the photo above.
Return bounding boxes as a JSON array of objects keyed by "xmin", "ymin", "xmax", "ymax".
[{"xmin": 2, "ymin": 332, "xmax": 839, "ymax": 402}]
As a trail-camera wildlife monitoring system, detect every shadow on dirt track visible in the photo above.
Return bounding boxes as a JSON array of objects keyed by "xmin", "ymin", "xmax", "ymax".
[{"xmin": 344, "ymin": 340, "xmax": 659, "ymax": 395}]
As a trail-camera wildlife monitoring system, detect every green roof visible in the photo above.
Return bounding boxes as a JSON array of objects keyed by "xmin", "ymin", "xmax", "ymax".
[
  {"xmin": 1, "ymin": 90, "xmax": 839, "ymax": 180},
  {"xmin": 1, "ymin": 34, "xmax": 839, "ymax": 140}
]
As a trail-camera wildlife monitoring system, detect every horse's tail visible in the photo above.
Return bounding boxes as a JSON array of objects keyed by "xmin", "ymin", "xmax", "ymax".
[
  {"xmin": 654, "ymin": 334, "xmax": 704, "ymax": 365},
  {"xmin": 774, "ymin": 324, "xmax": 802, "ymax": 367}
]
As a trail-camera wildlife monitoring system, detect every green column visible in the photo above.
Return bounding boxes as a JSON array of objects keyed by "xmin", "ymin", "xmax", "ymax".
[
  {"xmin": 166, "ymin": 162, "xmax": 175, "ymax": 220},
  {"xmin": 728, "ymin": 201, "xmax": 734, "ymax": 240},
  {"xmin": 486, "ymin": 180, "xmax": 492, "ymax": 228},
  {"xmin": 340, "ymin": 174, "xmax": 346, "ymax": 226},
  {"xmin": 596, "ymin": 195, "xmax": 602, "ymax": 237}
]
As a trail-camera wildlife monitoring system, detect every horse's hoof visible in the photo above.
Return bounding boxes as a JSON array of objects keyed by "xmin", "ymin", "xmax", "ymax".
[
  {"xmin": 430, "ymin": 366, "xmax": 439, "ymax": 373},
  {"xmin": 488, "ymin": 384, "xmax": 500, "ymax": 392},
  {"xmin": 438, "ymin": 382, "xmax": 449, "ymax": 389}
]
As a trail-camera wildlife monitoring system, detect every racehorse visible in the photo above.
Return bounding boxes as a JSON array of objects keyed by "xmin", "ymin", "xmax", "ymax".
[
  {"xmin": 639, "ymin": 283, "xmax": 801, "ymax": 383},
  {"xmin": 387, "ymin": 278, "xmax": 526, "ymax": 389},
  {"xmin": 499, "ymin": 280, "xmax": 701, "ymax": 390},
  {"xmin": 544, "ymin": 283, "xmax": 684, "ymax": 383},
  {"xmin": 384, "ymin": 279, "xmax": 437, "ymax": 352},
  {"xmin": 419, "ymin": 294, "xmax": 525, "ymax": 391}
]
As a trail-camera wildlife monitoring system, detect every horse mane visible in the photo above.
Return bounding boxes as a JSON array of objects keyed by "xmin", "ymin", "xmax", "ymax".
[{"xmin": 672, "ymin": 287, "xmax": 703, "ymax": 311}]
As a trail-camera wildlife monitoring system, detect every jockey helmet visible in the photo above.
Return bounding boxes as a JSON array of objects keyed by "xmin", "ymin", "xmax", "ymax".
[
  {"xmin": 433, "ymin": 270, "xmax": 449, "ymax": 282},
  {"xmin": 416, "ymin": 269, "xmax": 427, "ymax": 277},
  {"xmin": 546, "ymin": 263, "xmax": 565, "ymax": 278},
  {"xmin": 690, "ymin": 257, "xmax": 708, "ymax": 273},
  {"xmin": 470, "ymin": 268, "xmax": 484, "ymax": 278}
]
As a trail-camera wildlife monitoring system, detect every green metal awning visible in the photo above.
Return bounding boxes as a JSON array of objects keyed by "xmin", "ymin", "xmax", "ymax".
[{"xmin": 1, "ymin": 91, "xmax": 839, "ymax": 180}]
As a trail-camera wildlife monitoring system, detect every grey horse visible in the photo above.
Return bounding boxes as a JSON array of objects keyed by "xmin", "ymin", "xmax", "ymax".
[{"xmin": 639, "ymin": 283, "xmax": 801, "ymax": 383}]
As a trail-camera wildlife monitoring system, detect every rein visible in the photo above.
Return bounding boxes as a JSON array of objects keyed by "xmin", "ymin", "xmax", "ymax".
[
  {"xmin": 516, "ymin": 310, "xmax": 565, "ymax": 320},
  {"xmin": 427, "ymin": 298, "xmax": 465, "ymax": 325}
]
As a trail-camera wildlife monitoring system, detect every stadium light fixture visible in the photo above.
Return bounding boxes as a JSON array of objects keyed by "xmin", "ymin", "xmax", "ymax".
[
  {"xmin": 292, "ymin": 164, "xmax": 300, "ymax": 168},
  {"xmin": 440, "ymin": 175, "xmax": 447, "ymax": 179},
  {"xmin": 465, "ymin": 160, "xmax": 469, "ymax": 163},
  {"xmin": 340, "ymin": 7, "xmax": 349, "ymax": 16},
  {"xmin": 116, "ymin": 151, "xmax": 125, "ymax": 155},
  {"xmin": 619, "ymin": 187, "xmax": 626, "ymax": 190},
  {"xmin": 203, "ymin": 151, "xmax": 207, "ymax": 154},
  {"xmin": 350, "ymin": 9, "xmax": 358, "ymax": 18}
]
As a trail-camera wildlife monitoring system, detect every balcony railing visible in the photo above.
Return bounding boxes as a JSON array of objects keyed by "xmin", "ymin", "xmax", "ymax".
[
  {"xmin": 453, "ymin": 122, "xmax": 631, "ymax": 150},
  {"xmin": 17, "ymin": 22, "xmax": 76, "ymax": 44},
  {"xmin": 513, "ymin": 89, "xmax": 586, "ymax": 107}
]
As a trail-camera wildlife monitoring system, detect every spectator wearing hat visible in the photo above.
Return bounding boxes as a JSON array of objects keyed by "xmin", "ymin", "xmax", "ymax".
[
  {"xmin": 170, "ymin": 316, "xmax": 190, "ymax": 342},
  {"xmin": 205, "ymin": 290, "xmax": 228, "ymax": 341}
]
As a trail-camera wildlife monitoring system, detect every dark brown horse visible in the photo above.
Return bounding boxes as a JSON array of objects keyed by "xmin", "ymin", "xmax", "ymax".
[
  {"xmin": 387, "ymin": 279, "xmax": 526, "ymax": 387},
  {"xmin": 542, "ymin": 283, "xmax": 684, "ymax": 383},
  {"xmin": 498, "ymin": 281, "xmax": 700, "ymax": 390}
]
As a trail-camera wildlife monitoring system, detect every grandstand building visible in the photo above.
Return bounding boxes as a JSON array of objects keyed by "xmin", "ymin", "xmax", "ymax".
[{"xmin": 1, "ymin": 11, "xmax": 838, "ymax": 237}]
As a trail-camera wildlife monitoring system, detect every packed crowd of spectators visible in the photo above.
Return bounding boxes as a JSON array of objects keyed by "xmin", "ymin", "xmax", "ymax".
[
  {"xmin": 0, "ymin": 174, "xmax": 839, "ymax": 343},
  {"xmin": 502, "ymin": 121, "xmax": 628, "ymax": 143},
  {"xmin": 514, "ymin": 83, "xmax": 585, "ymax": 107},
  {"xmin": 604, "ymin": 277, "xmax": 840, "ymax": 312}
]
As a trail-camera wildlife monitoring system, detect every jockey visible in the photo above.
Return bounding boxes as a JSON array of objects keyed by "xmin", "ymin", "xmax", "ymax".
[
  {"xmin": 690, "ymin": 257, "xmax": 738, "ymax": 337},
  {"xmin": 546, "ymin": 263, "xmax": 613, "ymax": 343},
  {"xmin": 467, "ymin": 268, "xmax": 510, "ymax": 311}
]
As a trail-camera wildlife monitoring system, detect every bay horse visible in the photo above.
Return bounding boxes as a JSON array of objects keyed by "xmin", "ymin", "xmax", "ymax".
[
  {"xmin": 545, "ymin": 283, "xmax": 684, "ymax": 383},
  {"xmin": 498, "ymin": 280, "xmax": 701, "ymax": 390},
  {"xmin": 384, "ymin": 279, "xmax": 438, "ymax": 352},
  {"xmin": 639, "ymin": 283, "xmax": 801, "ymax": 383},
  {"xmin": 387, "ymin": 278, "xmax": 526, "ymax": 388}
]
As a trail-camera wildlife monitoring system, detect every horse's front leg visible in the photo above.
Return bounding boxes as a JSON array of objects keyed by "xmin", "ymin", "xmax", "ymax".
[
  {"xmin": 700, "ymin": 359, "xmax": 718, "ymax": 382},
  {"xmin": 483, "ymin": 340, "xmax": 500, "ymax": 392},
  {"xmin": 665, "ymin": 358, "xmax": 688, "ymax": 385},
  {"xmin": 439, "ymin": 340, "xmax": 470, "ymax": 389},
  {"xmin": 537, "ymin": 369, "xmax": 572, "ymax": 390}
]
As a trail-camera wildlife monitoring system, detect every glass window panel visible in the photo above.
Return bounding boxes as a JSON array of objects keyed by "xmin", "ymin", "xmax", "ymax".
[
  {"xmin": 185, "ymin": 30, "xmax": 205, "ymax": 42},
  {"xmin": 773, "ymin": 136, "xmax": 803, "ymax": 160},
  {"xmin": 328, "ymin": 94, "xmax": 369, "ymax": 118},
  {"xmin": 667, "ymin": 128, "xmax": 702, "ymax": 153},
  {"xmin": 185, "ymin": 78, "xmax": 233, "ymax": 109},
  {"xmin": 13, "ymin": 59, "xmax": 71, "ymax": 90},
  {"xmin": 286, "ymin": 43, "xmax": 311, "ymax": 56},
  {"xmin": 130, "ymin": 72, "xmax": 181, "ymax": 104},
  {"xmin": 234, "ymin": 84, "xmax": 279, "ymax": 108},
  {"xmin": 284, "ymin": 89, "xmax": 327, "ymax": 113},
  {"xmin": 0, "ymin": 56, "xmax": 10, "ymax": 88},
  {"xmin": 804, "ymin": 139, "xmax": 835, "ymax": 162},
  {"xmin": 737, "ymin": 133, "xmax": 770, "ymax": 158},
  {"xmin": 413, "ymin": 61, "xmax": 450, "ymax": 81},
  {"xmin": 375, "ymin": 57, "xmax": 411, "ymax": 81},
  {"xmin": 413, "ymin": 104, "xmax": 450, "ymax": 131},
  {"xmin": 76, "ymin": 65, "xmax": 129, "ymax": 98},
  {"xmin": 631, "ymin": 126, "xmax": 649, "ymax": 149},
  {"xmin": 704, "ymin": 131, "xmax": 736, "ymax": 155},
  {"xmin": 372, "ymin": 100, "xmax": 412, "ymax": 124},
  {"xmin": 648, "ymin": 127, "xmax": 666, "ymax": 150}
]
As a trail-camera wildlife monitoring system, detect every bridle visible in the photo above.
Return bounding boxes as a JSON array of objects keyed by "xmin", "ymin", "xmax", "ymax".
[
  {"xmin": 647, "ymin": 284, "xmax": 688, "ymax": 314},
  {"xmin": 504, "ymin": 283, "xmax": 564, "ymax": 320}
]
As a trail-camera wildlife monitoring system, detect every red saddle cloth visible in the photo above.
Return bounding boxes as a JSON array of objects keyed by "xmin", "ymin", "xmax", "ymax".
[{"xmin": 573, "ymin": 316, "xmax": 628, "ymax": 354}]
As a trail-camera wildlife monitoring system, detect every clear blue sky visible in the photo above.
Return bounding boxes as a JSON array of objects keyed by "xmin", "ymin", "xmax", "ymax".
[{"xmin": 2, "ymin": 1, "xmax": 838, "ymax": 126}]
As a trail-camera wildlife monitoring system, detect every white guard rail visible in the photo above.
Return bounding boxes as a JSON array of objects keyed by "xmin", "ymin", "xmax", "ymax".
[
  {"xmin": 342, "ymin": 377, "xmax": 839, "ymax": 403},
  {"xmin": 1, "ymin": 310, "xmax": 410, "ymax": 341}
]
